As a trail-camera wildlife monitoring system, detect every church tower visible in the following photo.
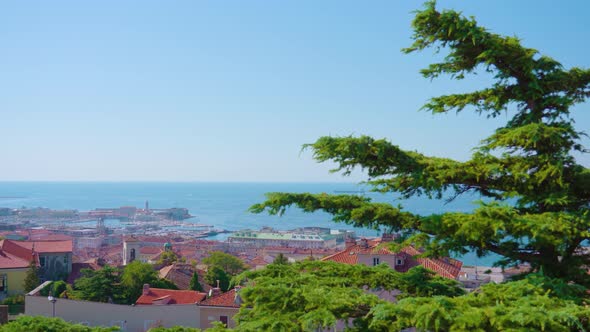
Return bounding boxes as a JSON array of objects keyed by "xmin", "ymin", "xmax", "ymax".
[{"xmin": 123, "ymin": 236, "xmax": 141, "ymax": 265}]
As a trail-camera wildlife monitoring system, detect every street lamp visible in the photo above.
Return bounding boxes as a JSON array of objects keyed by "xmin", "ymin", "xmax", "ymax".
[{"xmin": 47, "ymin": 292, "xmax": 57, "ymax": 317}]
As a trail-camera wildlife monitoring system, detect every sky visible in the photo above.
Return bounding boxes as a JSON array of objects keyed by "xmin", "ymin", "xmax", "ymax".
[{"xmin": 1, "ymin": 1, "xmax": 589, "ymax": 182}]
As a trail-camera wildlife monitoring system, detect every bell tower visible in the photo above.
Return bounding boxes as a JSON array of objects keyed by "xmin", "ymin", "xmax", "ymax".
[{"xmin": 123, "ymin": 236, "xmax": 141, "ymax": 265}]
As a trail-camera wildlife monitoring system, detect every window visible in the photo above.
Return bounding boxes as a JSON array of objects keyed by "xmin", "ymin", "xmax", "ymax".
[
  {"xmin": 220, "ymin": 316, "xmax": 229, "ymax": 326},
  {"xmin": 0, "ymin": 274, "xmax": 6, "ymax": 293},
  {"xmin": 63, "ymin": 255, "xmax": 68, "ymax": 266},
  {"xmin": 130, "ymin": 248, "xmax": 136, "ymax": 262},
  {"xmin": 39, "ymin": 256, "xmax": 46, "ymax": 267},
  {"xmin": 373, "ymin": 257, "xmax": 380, "ymax": 266},
  {"xmin": 396, "ymin": 259, "xmax": 403, "ymax": 266}
]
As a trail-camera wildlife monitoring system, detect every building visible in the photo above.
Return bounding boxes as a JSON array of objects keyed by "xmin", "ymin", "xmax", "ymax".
[
  {"xmin": 198, "ymin": 287, "xmax": 242, "ymax": 329},
  {"xmin": 12, "ymin": 240, "xmax": 73, "ymax": 281},
  {"xmin": 0, "ymin": 239, "xmax": 73, "ymax": 297},
  {"xmin": 228, "ymin": 230, "xmax": 337, "ymax": 249},
  {"xmin": 122, "ymin": 237, "xmax": 140, "ymax": 265},
  {"xmin": 159, "ymin": 263, "xmax": 211, "ymax": 292},
  {"xmin": 25, "ymin": 284, "xmax": 243, "ymax": 330},
  {"xmin": 136, "ymin": 284, "xmax": 207, "ymax": 305},
  {"xmin": 322, "ymin": 236, "xmax": 462, "ymax": 279}
]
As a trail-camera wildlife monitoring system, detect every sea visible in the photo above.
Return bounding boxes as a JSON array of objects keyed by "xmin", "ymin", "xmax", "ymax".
[{"xmin": 0, "ymin": 182, "xmax": 498, "ymax": 266}]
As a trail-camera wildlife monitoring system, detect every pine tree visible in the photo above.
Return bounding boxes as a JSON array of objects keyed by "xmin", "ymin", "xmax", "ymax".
[
  {"xmin": 23, "ymin": 260, "xmax": 41, "ymax": 292},
  {"xmin": 189, "ymin": 272, "xmax": 203, "ymax": 292},
  {"xmin": 251, "ymin": 1, "xmax": 590, "ymax": 286},
  {"xmin": 272, "ymin": 253, "xmax": 289, "ymax": 265}
]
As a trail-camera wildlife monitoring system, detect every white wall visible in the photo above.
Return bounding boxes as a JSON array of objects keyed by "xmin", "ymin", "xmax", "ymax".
[{"xmin": 26, "ymin": 296, "xmax": 200, "ymax": 332}]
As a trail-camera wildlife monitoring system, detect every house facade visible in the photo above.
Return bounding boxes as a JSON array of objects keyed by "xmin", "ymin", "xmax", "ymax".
[
  {"xmin": 26, "ymin": 283, "xmax": 242, "ymax": 331},
  {"xmin": 322, "ymin": 236, "xmax": 462, "ymax": 279},
  {"xmin": 0, "ymin": 239, "xmax": 73, "ymax": 297}
]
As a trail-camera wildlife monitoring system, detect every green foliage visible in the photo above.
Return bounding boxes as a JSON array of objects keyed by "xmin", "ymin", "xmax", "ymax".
[
  {"xmin": 39, "ymin": 282, "xmax": 52, "ymax": 297},
  {"xmin": 250, "ymin": 1, "xmax": 590, "ymax": 286},
  {"xmin": 157, "ymin": 251, "xmax": 179, "ymax": 266},
  {"xmin": 232, "ymin": 260, "xmax": 463, "ymax": 331},
  {"xmin": 0, "ymin": 316, "xmax": 119, "ymax": 332},
  {"xmin": 205, "ymin": 266, "xmax": 230, "ymax": 292},
  {"xmin": 189, "ymin": 272, "xmax": 203, "ymax": 292},
  {"xmin": 73, "ymin": 266, "xmax": 122, "ymax": 303},
  {"xmin": 151, "ymin": 278, "xmax": 179, "ymax": 290},
  {"xmin": 23, "ymin": 260, "xmax": 41, "ymax": 292},
  {"xmin": 272, "ymin": 253, "xmax": 289, "ymax": 265},
  {"xmin": 121, "ymin": 261, "xmax": 160, "ymax": 303},
  {"xmin": 148, "ymin": 327, "xmax": 201, "ymax": 332},
  {"xmin": 72, "ymin": 262, "xmax": 177, "ymax": 304},
  {"xmin": 51, "ymin": 280, "xmax": 68, "ymax": 297},
  {"xmin": 1, "ymin": 294, "xmax": 24, "ymax": 305},
  {"xmin": 202, "ymin": 252, "xmax": 247, "ymax": 277},
  {"xmin": 369, "ymin": 280, "xmax": 590, "ymax": 331}
]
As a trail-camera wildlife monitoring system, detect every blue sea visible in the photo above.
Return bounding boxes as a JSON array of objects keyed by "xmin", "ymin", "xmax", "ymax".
[{"xmin": 0, "ymin": 182, "xmax": 498, "ymax": 266}]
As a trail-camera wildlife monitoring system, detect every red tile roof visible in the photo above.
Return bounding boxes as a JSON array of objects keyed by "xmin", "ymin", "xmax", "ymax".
[
  {"xmin": 29, "ymin": 234, "xmax": 73, "ymax": 241},
  {"xmin": 0, "ymin": 248, "xmax": 30, "ymax": 269},
  {"xmin": 140, "ymin": 246, "xmax": 162, "ymax": 255},
  {"xmin": 14, "ymin": 240, "xmax": 73, "ymax": 254},
  {"xmin": 159, "ymin": 264, "xmax": 196, "ymax": 290},
  {"xmin": 0, "ymin": 240, "xmax": 34, "ymax": 262},
  {"xmin": 199, "ymin": 288, "xmax": 241, "ymax": 308},
  {"xmin": 322, "ymin": 238, "xmax": 462, "ymax": 279},
  {"xmin": 136, "ymin": 287, "xmax": 207, "ymax": 305}
]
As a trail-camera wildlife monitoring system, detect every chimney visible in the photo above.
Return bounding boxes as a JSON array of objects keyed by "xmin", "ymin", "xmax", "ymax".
[
  {"xmin": 345, "ymin": 237, "xmax": 356, "ymax": 249},
  {"xmin": 142, "ymin": 284, "xmax": 150, "ymax": 296},
  {"xmin": 234, "ymin": 286, "xmax": 243, "ymax": 306},
  {"xmin": 211, "ymin": 280, "xmax": 222, "ymax": 297},
  {"xmin": 359, "ymin": 238, "xmax": 369, "ymax": 249}
]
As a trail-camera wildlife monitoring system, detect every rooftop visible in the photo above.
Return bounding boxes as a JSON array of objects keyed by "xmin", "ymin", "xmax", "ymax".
[
  {"xmin": 199, "ymin": 288, "xmax": 241, "ymax": 308},
  {"xmin": 136, "ymin": 286, "xmax": 207, "ymax": 305},
  {"xmin": 322, "ymin": 238, "xmax": 462, "ymax": 279}
]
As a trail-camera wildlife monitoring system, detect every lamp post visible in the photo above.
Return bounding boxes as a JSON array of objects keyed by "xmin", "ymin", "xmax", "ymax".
[{"xmin": 47, "ymin": 292, "xmax": 57, "ymax": 317}]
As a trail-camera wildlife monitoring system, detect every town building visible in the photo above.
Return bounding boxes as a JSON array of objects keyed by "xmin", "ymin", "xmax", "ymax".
[
  {"xmin": 228, "ymin": 230, "xmax": 337, "ymax": 249},
  {"xmin": 0, "ymin": 239, "xmax": 73, "ymax": 297},
  {"xmin": 322, "ymin": 236, "xmax": 462, "ymax": 279},
  {"xmin": 26, "ymin": 282, "xmax": 243, "ymax": 330},
  {"xmin": 135, "ymin": 284, "xmax": 207, "ymax": 305}
]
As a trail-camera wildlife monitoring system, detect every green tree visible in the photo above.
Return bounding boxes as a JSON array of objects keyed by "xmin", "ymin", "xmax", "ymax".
[
  {"xmin": 251, "ymin": 1, "xmax": 590, "ymax": 286},
  {"xmin": 157, "ymin": 251, "xmax": 179, "ymax": 266},
  {"xmin": 23, "ymin": 261, "xmax": 41, "ymax": 292},
  {"xmin": 202, "ymin": 252, "xmax": 247, "ymax": 276},
  {"xmin": 151, "ymin": 278, "xmax": 179, "ymax": 290},
  {"xmin": 189, "ymin": 272, "xmax": 204, "ymax": 292},
  {"xmin": 51, "ymin": 280, "xmax": 68, "ymax": 298},
  {"xmin": 120, "ymin": 261, "xmax": 160, "ymax": 303},
  {"xmin": 204, "ymin": 266, "xmax": 230, "ymax": 292},
  {"xmin": 232, "ymin": 260, "xmax": 463, "ymax": 331},
  {"xmin": 368, "ymin": 278, "xmax": 590, "ymax": 331},
  {"xmin": 271, "ymin": 253, "xmax": 289, "ymax": 265},
  {"xmin": 0, "ymin": 316, "xmax": 119, "ymax": 332},
  {"xmin": 73, "ymin": 266, "xmax": 121, "ymax": 303}
]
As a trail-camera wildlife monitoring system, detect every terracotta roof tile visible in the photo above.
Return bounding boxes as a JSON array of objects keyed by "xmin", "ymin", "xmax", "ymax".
[
  {"xmin": 0, "ymin": 240, "xmax": 34, "ymax": 262},
  {"xmin": 140, "ymin": 247, "xmax": 162, "ymax": 255},
  {"xmin": 0, "ymin": 248, "xmax": 30, "ymax": 269},
  {"xmin": 159, "ymin": 264, "xmax": 196, "ymax": 290},
  {"xmin": 199, "ymin": 289, "xmax": 241, "ymax": 308},
  {"xmin": 136, "ymin": 287, "xmax": 207, "ymax": 305},
  {"xmin": 321, "ymin": 239, "xmax": 462, "ymax": 279},
  {"xmin": 14, "ymin": 240, "xmax": 73, "ymax": 254}
]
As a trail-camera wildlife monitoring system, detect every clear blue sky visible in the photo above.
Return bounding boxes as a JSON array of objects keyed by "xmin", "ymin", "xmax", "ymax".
[{"xmin": 1, "ymin": 1, "xmax": 589, "ymax": 182}]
